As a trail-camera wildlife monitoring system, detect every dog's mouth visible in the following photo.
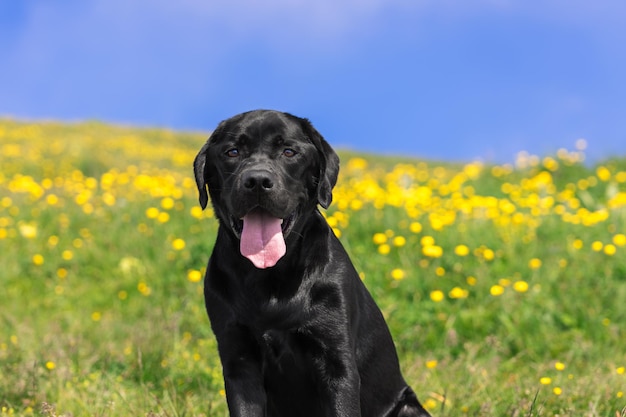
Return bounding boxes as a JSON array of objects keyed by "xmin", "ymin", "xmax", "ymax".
[{"xmin": 230, "ymin": 208, "xmax": 296, "ymax": 269}]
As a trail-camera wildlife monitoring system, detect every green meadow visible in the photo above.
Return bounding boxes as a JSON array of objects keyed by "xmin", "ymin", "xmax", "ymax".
[{"xmin": 1, "ymin": 120, "xmax": 625, "ymax": 416}]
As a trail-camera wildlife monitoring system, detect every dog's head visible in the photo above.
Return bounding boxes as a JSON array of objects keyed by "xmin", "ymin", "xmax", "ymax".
[{"xmin": 193, "ymin": 110, "xmax": 339, "ymax": 268}]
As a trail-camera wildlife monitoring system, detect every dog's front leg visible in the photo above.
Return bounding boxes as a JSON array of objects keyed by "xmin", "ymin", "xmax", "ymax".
[
  {"xmin": 217, "ymin": 326, "xmax": 266, "ymax": 417},
  {"xmin": 305, "ymin": 327, "xmax": 362, "ymax": 416},
  {"xmin": 325, "ymin": 360, "xmax": 361, "ymax": 416}
]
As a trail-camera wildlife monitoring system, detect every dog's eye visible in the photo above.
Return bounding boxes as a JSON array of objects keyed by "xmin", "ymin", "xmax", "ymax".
[
  {"xmin": 225, "ymin": 148, "xmax": 239, "ymax": 158},
  {"xmin": 282, "ymin": 148, "xmax": 297, "ymax": 157}
]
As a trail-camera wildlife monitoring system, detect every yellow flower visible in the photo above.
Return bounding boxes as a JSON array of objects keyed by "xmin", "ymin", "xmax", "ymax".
[
  {"xmin": 146, "ymin": 207, "xmax": 159, "ymax": 219},
  {"xmin": 482, "ymin": 248, "xmax": 495, "ymax": 261},
  {"xmin": 372, "ymin": 233, "xmax": 387, "ymax": 245},
  {"xmin": 540, "ymin": 377, "xmax": 552, "ymax": 385},
  {"xmin": 591, "ymin": 241, "xmax": 603, "ymax": 252},
  {"xmin": 32, "ymin": 254, "xmax": 44, "ymax": 266},
  {"xmin": 572, "ymin": 239, "xmax": 583, "ymax": 250},
  {"xmin": 553, "ymin": 387, "xmax": 562, "ymax": 396},
  {"xmin": 91, "ymin": 312, "xmax": 102, "ymax": 322},
  {"xmin": 45, "ymin": 361, "xmax": 56, "ymax": 370},
  {"xmin": 454, "ymin": 244, "xmax": 470, "ymax": 257},
  {"xmin": 449, "ymin": 287, "xmax": 468, "ymax": 299},
  {"xmin": 172, "ymin": 238, "xmax": 186, "ymax": 250},
  {"xmin": 161, "ymin": 197, "xmax": 175, "ymax": 209},
  {"xmin": 409, "ymin": 222, "xmax": 422, "ymax": 233},
  {"xmin": 425, "ymin": 360, "xmax": 438, "ymax": 369},
  {"xmin": 190, "ymin": 206, "xmax": 204, "ymax": 219},
  {"xmin": 604, "ymin": 244, "xmax": 616, "ymax": 256},
  {"xmin": 528, "ymin": 258, "xmax": 542, "ymax": 270},
  {"xmin": 422, "ymin": 245, "xmax": 443, "ymax": 258},
  {"xmin": 392, "ymin": 236, "xmax": 406, "ymax": 247},
  {"xmin": 188, "ymin": 270, "xmax": 203, "ymax": 283},
  {"xmin": 137, "ymin": 282, "xmax": 151, "ymax": 296},
  {"xmin": 420, "ymin": 235, "xmax": 435, "ymax": 247},
  {"xmin": 490, "ymin": 285, "xmax": 504, "ymax": 296},
  {"xmin": 613, "ymin": 234, "xmax": 626, "ymax": 247},
  {"xmin": 19, "ymin": 222, "xmax": 38, "ymax": 239},
  {"xmin": 378, "ymin": 244, "xmax": 391, "ymax": 255},
  {"xmin": 617, "ymin": 366, "xmax": 625, "ymax": 375},
  {"xmin": 390, "ymin": 268, "xmax": 405, "ymax": 281},
  {"xmin": 513, "ymin": 281, "xmax": 529, "ymax": 293},
  {"xmin": 596, "ymin": 166, "xmax": 611, "ymax": 181},
  {"xmin": 555, "ymin": 362, "xmax": 566, "ymax": 371},
  {"xmin": 430, "ymin": 290, "xmax": 445, "ymax": 302}
]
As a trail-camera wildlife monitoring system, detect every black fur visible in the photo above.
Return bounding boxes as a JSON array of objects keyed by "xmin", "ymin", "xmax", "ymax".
[{"xmin": 194, "ymin": 110, "xmax": 431, "ymax": 417}]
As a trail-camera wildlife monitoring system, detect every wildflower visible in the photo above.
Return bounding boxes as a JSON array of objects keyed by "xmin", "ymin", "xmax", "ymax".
[
  {"xmin": 190, "ymin": 206, "xmax": 204, "ymax": 219},
  {"xmin": 423, "ymin": 399, "xmax": 438, "ymax": 411},
  {"xmin": 482, "ymin": 248, "xmax": 495, "ymax": 261},
  {"xmin": 409, "ymin": 222, "xmax": 422, "ymax": 233},
  {"xmin": 32, "ymin": 254, "xmax": 44, "ymax": 266},
  {"xmin": 435, "ymin": 267, "xmax": 445, "ymax": 277},
  {"xmin": 146, "ymin": 207, "xmax": 159, "ymax": 219},
  {"xmin": 596, "ymin": 166, "xmax": 611, "ymax": 182},
  {"xmin": 613, "ymin": 234, "xmax": 626, "ymax": 247},
  {"xmin": 555, "ymin": 362, "xmax": 566, "ymax": 371},
  {"xmin": 137, "ymin": 282, "xmax": 151, "ymax": 296},
  {"xmin": 378, "ymin": 244, "xmax": 391, "ymax": 255},
  {"xmin": 572, "ymin": 239, "xmax": 583, "ymax": 250},
  {"xmin": 425, "ymin": 360, "xmax": 438, "ymax": 369},
  {"xmin": 617, "ymin": 366, "xmax": 625, "ymax": 375},
  {"xmin": 372, "ymin": 233, "xmax": 387, "ymax": 245},
  {"xmin": 513, "ymin": 281, "xmax": 529, "ymax": 293},
  {"xmin": 490, "ymin": 285, "xmax": 504, "ymax": 296},
  {"xmin": 553, "ymin": 387, "xmax": 562, "ymax": 396},
  {"xmin": 390, "ymin": 269, "xmax": 405, "ymax": 281},
  {"xmin": 172, "ymin": 238, "xmax": 186, "ymax": 250},
  {"xmin": 91, "ymin": 312, "xmax": 102, "ymax": 322},
  {"xmin": 420, "ymin": 235, "xmax": 435, "ymax": 247},
  {"xmin": 430, "ymin": 290, "xmax": 445, "ymax": 302},
  {"xmin": 61, "ymin": 250, "xmax": 73, "ymax": 261},
  {"xmin": 449, "ymin": 287, "xmax": 468, "ymax": 299},
  {"xmin": 528, "ymin": 258, "xmax": 542, "ymax": 270},
  {"xmin": 604, "ymin": 244, "xmax": 616, "ymax": 256},
  {"xmin": 161, "ymin": 197, "xmax": 175, "ymax": 209},
  {"xmin": 392, "ymin": 236, "xmax": 406, "ymax": 247},
  {"xmin": 539, "ymin": 377, "xmax": 552, "ymax": 385},
  {"xmin": 422, "ymin": 245, "xmax": 443, "ymax": 258},
  {"xmin": 19, "ymin": 222, "xmax": 37, "ymax": 239},
  {"xmin": 187, "ymin": 269, "xmax": 202, "ymax": 282},
  {"xmin": 591, "ymin": 241, "xmax": 603, "ymax": 252},
  {"xmin": 454, "ymin": 244, "xmax": 470, "ymax": 256},
  {"xmin": 45, "ymin": 361, "xmax": 56, "ymax": 370}
]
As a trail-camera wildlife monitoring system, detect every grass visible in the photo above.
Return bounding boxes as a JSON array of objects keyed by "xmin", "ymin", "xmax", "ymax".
[{"xmin": 1, "ymin": 119, "xmax": 625, "ymax": 416}]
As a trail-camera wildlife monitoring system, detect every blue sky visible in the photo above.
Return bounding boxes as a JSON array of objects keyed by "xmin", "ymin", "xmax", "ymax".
[{"xmin": 1, "ymin": 0, "xmax": 625, "ymax": 162}]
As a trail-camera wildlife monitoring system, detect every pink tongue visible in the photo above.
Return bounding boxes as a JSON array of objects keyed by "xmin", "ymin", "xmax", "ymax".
[{"xmin": 240, "ymin": 210, "xmax": 286, "ymax": 269}]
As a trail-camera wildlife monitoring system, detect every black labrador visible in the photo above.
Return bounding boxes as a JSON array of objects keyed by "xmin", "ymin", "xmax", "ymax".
[{"xmin": 193, "ymin": 110, "xmax": 431, "ymax": 417}]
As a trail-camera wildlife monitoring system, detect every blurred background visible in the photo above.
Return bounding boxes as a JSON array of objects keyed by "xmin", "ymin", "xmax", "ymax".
[{"xmin": 1, "ymin": 0, "xmax": 625, "ymax": 162}]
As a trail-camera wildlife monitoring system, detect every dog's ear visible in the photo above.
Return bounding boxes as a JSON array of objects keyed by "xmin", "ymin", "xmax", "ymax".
[
  {"xmin": 193, "ymin": 140, "xmax": 211, "ymax": 209},
  {"xmin": 301, "ymin": 118, "xmax": 340, "ymax": 209}
]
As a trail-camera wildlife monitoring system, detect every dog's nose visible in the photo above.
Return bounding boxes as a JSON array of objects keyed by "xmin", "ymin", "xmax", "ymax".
[{"xmin": 243, "ymin": 170, "xmax": 274, "ymax": 191}]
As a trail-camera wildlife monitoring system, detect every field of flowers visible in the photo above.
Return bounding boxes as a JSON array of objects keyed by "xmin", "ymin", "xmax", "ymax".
[{"xmin": 1, "ymin": 119, "xmax": 625, "ymax": 416}]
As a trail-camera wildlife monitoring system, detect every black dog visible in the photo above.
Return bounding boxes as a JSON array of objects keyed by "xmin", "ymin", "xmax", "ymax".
[{"xmin": 194, "ymin": 110, "xmax": 431, "ymax": 417}]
